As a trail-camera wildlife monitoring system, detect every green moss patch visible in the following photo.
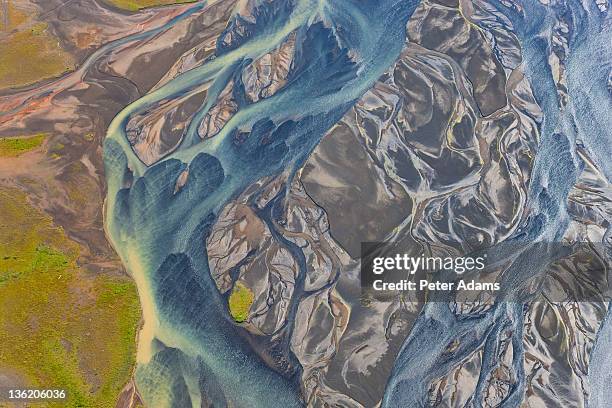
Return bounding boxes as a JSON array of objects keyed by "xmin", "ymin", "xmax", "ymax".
[
  {"xmin": 103, "ymin": 0, "xmax": 195, "ymax": 12},
  {"xmin": 0, "ymin": 187, "xmax": 141, "ymax": 407},
  {"xmin": 0, "ymin": 134, "xmax": 46, "ymax": 157},
  {"xmin": 228, "ymin": 282, "xmax": 254, "ymax": 323},
  {"xmin": 0, "ymin": 19, "xmax": 74, "ymax": 89}
]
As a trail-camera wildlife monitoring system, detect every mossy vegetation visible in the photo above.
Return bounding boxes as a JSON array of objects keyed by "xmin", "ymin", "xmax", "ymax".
[
  {"xmin": 102, "ymin": 0, "xmax": 196, "ymax": 12},
  {"xmin": 0, "ymin": 133, "xmax": 46, "ymax": 157},
  {"xmin": 0, "ymin": 187, "xmax": 141, "ymax": 407},
  {"xmin": 228, "ymin": 282, "xmax": 254, "ymax": 323},
  {"xmin": 0, "ymin": 0, "xmax": 27, "ymax": 31},
  {"xmin": 0, "ymin": 1, "xmax": 74, "ymax": 90}
]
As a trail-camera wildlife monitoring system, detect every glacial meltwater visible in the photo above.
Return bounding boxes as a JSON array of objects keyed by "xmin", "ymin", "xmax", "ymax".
[{"xmin": 99, "ymin": 0, "xmax": 611, "ymax": 406}]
